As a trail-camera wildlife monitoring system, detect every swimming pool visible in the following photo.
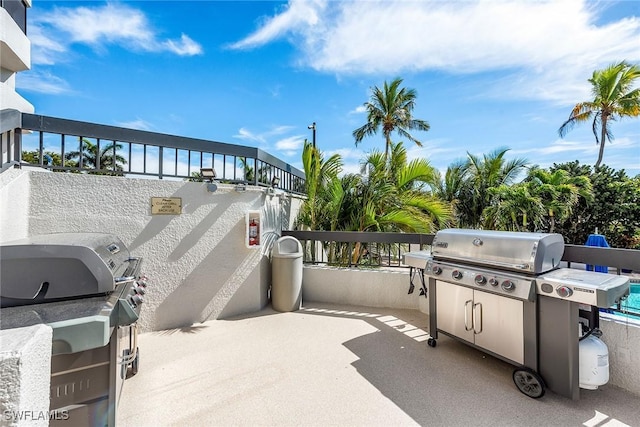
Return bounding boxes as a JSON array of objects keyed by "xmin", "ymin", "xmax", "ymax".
[
  {"xmin": 611, "ymin": 283, "xmax": 640, "ymax": 320},
  {"xmin": 622, "ymin": 283, "xmax": 640, "ymax": 311}
]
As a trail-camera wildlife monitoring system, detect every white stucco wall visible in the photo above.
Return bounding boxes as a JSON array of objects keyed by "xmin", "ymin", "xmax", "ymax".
[
  {"xmin": 0, "ymin": 324, "xmax": 52, "ymax": 427},
  {"xmin": 0, "ymin": 168, "xmax": 30, "ymax": 242},
  {"xmin": 302, "ymin": 266, "xmax": 430, "ymax": 315},
  {"xmin": 0, "ymin": 6, "xmax": 34, "ymax": 113},
  {"xmin": 599, "ymin": 314, "xmax": 640, "ymax": 396},
  {"xmin": 0, "ymin": 169, "xmax": 301, "ymax": 331}
]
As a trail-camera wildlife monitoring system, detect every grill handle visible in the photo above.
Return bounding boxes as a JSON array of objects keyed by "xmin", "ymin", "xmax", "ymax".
[
  {"xmin": 473, "ymin": 302, "xmax": 483, "ymax": 334},
  {"xmin": 438, "ymin": 255, "xmax": 530, "ymax": 272},
  {"xmin": 464, "ymin": 300, "xmax": 473, "ymax": 331}
]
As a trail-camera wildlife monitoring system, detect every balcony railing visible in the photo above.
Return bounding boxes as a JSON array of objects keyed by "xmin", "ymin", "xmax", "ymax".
[
  {"xmin": 1, "ymin": 112, "xmax": 306, "ymax": 193},
  {"xmin": 282, "ymin": 230, "xmax": 640, "ymax": 316}
]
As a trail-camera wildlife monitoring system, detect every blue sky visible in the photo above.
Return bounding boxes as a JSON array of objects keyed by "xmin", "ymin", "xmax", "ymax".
[{"xmin": 19, "ymin": 0, "xmax": 640, "ymax": 177}]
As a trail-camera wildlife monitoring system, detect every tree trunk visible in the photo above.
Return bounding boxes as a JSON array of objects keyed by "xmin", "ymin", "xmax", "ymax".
[{"xmin": 595, "ymin": 116, "xmax": 608, "ymax": 168}]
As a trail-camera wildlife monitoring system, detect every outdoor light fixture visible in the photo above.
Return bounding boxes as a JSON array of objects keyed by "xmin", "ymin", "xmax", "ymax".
[
  {"xmin": 200, "ymin": 168, "xmax": 216, "ymax": 182},
  {"xmin": 200, "ymin": 168, "xmax": 217, "ymax": 192},
  {"xmin": 271, "ymin": 176, "xmax": 281, "ymax": 188},
  {"xmin": 307, "ymin": 122, "xmax": 317, "ymax": 149}
]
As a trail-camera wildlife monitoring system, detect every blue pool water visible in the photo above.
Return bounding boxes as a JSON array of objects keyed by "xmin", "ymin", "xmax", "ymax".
[{"xmin": 625, "ymin": 284, "xmax": 640, "ymax": 312}]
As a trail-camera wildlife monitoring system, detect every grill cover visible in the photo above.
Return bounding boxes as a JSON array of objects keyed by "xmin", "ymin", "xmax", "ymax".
[
  {"xmin": 1, "ymin": 233, "xmax": 132, "ymax": 305},
  {"xmin": 431, "ymin": 229, "xmax": 564, "ymax": 274}
]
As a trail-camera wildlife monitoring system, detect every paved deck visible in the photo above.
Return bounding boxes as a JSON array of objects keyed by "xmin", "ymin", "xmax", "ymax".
[{"xmin": 118, "ymin": 303, "xmax": 640, "ymax": 426}]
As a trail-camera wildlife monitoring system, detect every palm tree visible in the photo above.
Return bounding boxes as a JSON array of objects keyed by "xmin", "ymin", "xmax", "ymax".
[
  {"xmin": 296, "ymin": 140, "xmax": 343, "ymax": 232},
  {"xmin": 483, "ymin": 184, "xmax": 546, "ymax": 232},
  {"xmin": 455, "ymin": 148, "xmax": 529, "ymax": 228},
  {"xmin": 558, "ymin": 61, "xmax": 640, "ymax": 168},
  {"xmin": 295, "ymin": 140, "xmax": 343, "ymax": 263},
  {"xmin": 343, "ymin": 142, "xmax": 451, "ymax": 263},
  {"xmin": 524, "ymin": 167, "xmax": 593, "ymax": 232},
  {"xmin": 237, "ymin": 157, "xmax": 255, "ymax": 183},
  {"xmin": 65, "ymin": 137, "xmax": 126, "ymax": 172},
  {"xmin": 353, "ymin": 77, "xmax": 430, "ymax": 162}
]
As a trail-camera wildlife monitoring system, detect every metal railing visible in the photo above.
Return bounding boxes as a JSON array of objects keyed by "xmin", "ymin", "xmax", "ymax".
[
  {"xmin": 1, "ymin": 112, "xmax": 306, "ymax": 193},
  {"xmin": 282, "ymin": 230, "xmax": 433, "ymax": 267},
  {"xmin": 282, "ymin": 230, "xmax": 640, "ymax": 316}
]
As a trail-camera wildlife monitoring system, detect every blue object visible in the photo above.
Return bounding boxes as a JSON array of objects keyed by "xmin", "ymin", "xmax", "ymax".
[{"xmin": 585, "ymin": 234, "xmax": 609, "ymax": 273}]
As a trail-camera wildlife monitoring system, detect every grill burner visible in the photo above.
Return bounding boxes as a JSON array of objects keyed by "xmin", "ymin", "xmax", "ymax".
[{"xmin": 0, "ymin": 233, "xmax": 147, "ymax": 426}]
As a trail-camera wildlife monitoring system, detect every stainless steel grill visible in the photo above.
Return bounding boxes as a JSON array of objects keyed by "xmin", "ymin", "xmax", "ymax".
[
  {"xmin": 404, "ymin": 228, "xmax": 630, "ymax": 400},
  {"xmin": 0, "ymin": 233, "xmax": 148, "ymax": 426}
]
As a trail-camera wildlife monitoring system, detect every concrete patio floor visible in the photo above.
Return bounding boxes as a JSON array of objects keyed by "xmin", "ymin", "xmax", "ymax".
[{"xmin": 118, "ymin": 302, "xmax": 640, "ymax": 427}]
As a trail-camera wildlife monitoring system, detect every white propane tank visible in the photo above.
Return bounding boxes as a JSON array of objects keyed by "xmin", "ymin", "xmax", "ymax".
[{"xmin": 579, "ymin": 334, "xmax": 609, "ymax": 389}]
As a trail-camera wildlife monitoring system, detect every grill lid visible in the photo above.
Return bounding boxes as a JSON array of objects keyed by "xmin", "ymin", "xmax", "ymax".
[
  {"xmin": 432, "ymin": 228, "xmax": 565, "ymax": 274},
  {"xmin": 1, "ymin": 233, "xmax": 133, "ymax": 306}
]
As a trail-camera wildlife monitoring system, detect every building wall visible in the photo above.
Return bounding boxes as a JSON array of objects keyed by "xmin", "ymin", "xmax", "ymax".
[
  {"xmin": 0, "ymin": 5, "xmax": 34, "ymax": 113},
  {"xmin": 0, "ymin": 324, "xmax": 52, "ymax": 427},
  {"xmin": 600, "ymin": 314, "xmax": 640, "ymax": 396},
  {"xmin": 303, "ymin": 266, "xmax": 430, "ymax": 315},
  {"xmin": 0, "ymin": 168, "xmax": 303, "ymax": 331}
]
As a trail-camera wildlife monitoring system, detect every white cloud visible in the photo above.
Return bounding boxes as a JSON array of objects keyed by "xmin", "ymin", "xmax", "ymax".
[
  {"xmin": 233, "ymin": 125, "xmax": 296, "ymax": 145},
  {"xmin": 31, "ymin": 3, "xmax": 203, "ymax": 65},
  {"xmin": 275, "ymin": 135, "xmax": 305, "ymax": 152},
  {"xmin": 234, "ymin": 127, "xmax": 265, "ymax": 143},
  {"xmin": 232, "ymin": 0, "xmax": 640, "ymax": 105},
  {"xmin": 229, "ymin": 0, "xmax": 326, "ymax": 49},
  {"xmin": 349, "ymin": 105, "xmax": 367, "ymax": 115},
  {"xmin": 29, "ymin": 25, "xmax": 66, "ymax": 66},
  {"xmin": 117, "ymin": 119, "xmax": 154, "ymax": 131},
  {"xmin": 162, "ymin": 34, "xmax": 203, "ymax": 56},
  {"xmin": 17, "ymin": 70, "xmax": 72, "ymax": 94}
]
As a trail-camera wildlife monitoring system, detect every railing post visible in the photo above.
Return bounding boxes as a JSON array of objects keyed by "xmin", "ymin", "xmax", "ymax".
[{"xmin": 13, "ymin": 129, "xmax": 22, "ymax": 164}]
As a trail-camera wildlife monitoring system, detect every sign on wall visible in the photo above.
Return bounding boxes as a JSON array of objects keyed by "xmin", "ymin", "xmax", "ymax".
[{"xmin": 151, "ymin": 197, "xmax": 182, "ymax": 215}]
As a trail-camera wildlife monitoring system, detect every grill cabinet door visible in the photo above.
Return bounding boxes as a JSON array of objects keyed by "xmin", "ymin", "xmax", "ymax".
[
  {"xmin": 436, "ymin": 280, "xmax": 474, "ymax": 343},
  {"xmin": 473, "ymin": 291, "xmax": 524, "ymax": 364}
]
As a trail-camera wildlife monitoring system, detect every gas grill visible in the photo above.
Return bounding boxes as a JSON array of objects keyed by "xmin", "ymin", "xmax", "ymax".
[
  {"xmin": 0, "ymin": 233, "xmax": 148, "ymax": 426},
  {"xmin": 404, "ymin": 228, "xmax": 630, "ymax": 399}
]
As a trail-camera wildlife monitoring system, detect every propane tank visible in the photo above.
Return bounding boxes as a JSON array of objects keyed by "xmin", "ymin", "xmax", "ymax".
[{"xmin": 579, "ymin": 332, "xmax": 609, "ymax": 390}]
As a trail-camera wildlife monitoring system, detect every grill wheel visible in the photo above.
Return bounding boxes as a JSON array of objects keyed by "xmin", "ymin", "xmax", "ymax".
[{"xmin": 513, "ymin": 368, "xmax": 546, "ymax": 398}]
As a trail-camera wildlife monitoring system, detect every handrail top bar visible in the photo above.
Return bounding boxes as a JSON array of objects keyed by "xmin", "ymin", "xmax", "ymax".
[
  {"xmin": 282, "ymin": 230, "xmax": 640, "ymax": 272},
  {"xmin": 0, "ymin": 109, "xmax": 22, "ymax": 134},
  {"xmin": 282, "ymin": 230, "xmax": 435, "ymax": 245}
]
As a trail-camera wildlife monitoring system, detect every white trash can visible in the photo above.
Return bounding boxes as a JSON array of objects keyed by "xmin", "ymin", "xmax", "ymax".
[{"xmin": 271, "ymin": 236, "xmax": 303, "ymax": 312}]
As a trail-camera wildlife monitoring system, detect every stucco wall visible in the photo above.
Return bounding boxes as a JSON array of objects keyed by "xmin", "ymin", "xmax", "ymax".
[
  {"xmin": 0, "ymin": 169, "xmax": 303, "ymax": 331},
  {"xmin": 0, "ymin": 324, "xmax": 52, "ymax": 427},
  {"xmin": 600, "ymin": 314, "xmax": 640, "ymax": 396},
  {"xmin": 0, "ymin": 168, "xmax": 30, "ymax": 242},
  {"xmin": 303, "ymin": 266, "xmax": 430, "ymax": 315}
]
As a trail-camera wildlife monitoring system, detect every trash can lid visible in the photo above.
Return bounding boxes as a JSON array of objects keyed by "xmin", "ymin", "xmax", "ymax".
[{"xmin": 273, "ymin": 236, "xmax": 302, "ymax": 256}]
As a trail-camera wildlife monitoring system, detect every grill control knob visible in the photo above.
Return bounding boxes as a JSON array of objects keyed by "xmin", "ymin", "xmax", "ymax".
[
  {"xmin": 489, "ymin": 278, "xmax": 499, "ymax": 287},
  {"xmin": 556, "ymin": 286, "xmax": 573, "ymax": 298},
  {"xmin": 131, "ymin": 294, "xmax": 144, "ymax": 306},
  {"xmin": 432, "ymin": 265, "xmax": 443, "ymax": 275},
  {"xmin": 540, "ymin": 283, "xmax": 553, "ymax": 294},
  {"xmin": 501, "ymin": 280, "xmax": 516, "ymax": 292},
  {"xmin": 134, "ymin": 285, "xmax": 146, "ymax": 295},
  {"xmin": 452, "ymin": 270, "xmax": 463, "ymax": 280},
  {"xmin": 474, "ymin": 275, "xmax": 487, "ymax": 285}
]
